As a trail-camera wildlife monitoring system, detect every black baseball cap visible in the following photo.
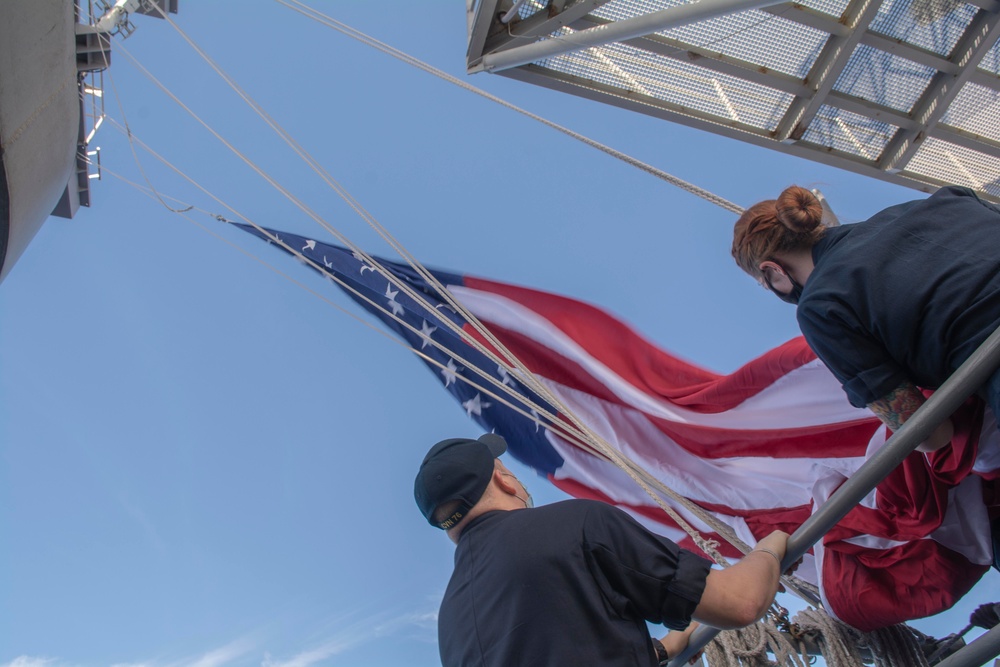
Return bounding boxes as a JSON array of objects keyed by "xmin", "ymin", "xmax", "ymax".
[{"xmin": 414, "ymin": 434, "xmax": 507, "ymax": 529}]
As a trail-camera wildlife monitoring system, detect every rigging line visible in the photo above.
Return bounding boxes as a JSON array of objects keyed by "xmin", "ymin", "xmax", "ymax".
[
  {"xmin": 99, "ymin": 109, "xmax": 747, "ymax": 576},
  {"xmin": 98, "ymin": 117, "xmax": 746, "ymax": 574},
  {"xmin": 143, "ymin": 6, "xmax": 456, "ymax": 295},
  {"xmin": 140, "ymin": 5, "xmax": 619, "ymax": 483},
  {"xmin": 201, "ymin": 3, "xmax": 753, "ymax": 463},
  {"xmin": 95, "ymin": 121, "xmax": 573, "ymax": 440},
  {"xmin": 111, "ymin": 25, "xmax": 620, "ymax": 519},
  {"xmin": 107, "ymin": 29, "xmax": 515, "ymax": 390},
  {"xmin": 276, "ymin": 0, "xmax": 744, "ymax": 215},
  {"xmin": 97, "ymin": 105, "xmax": 567, "ymax": 464},
  {"xmin": 94, "ymin": 35, "xmax": 192, "ymax": 214},
  {"xmin": 99, "ymin": 151, "xmax": 820, "ymax": 599},
  {"xmin": 108, "ymin": 4, "xmax": 791, "ymax": 603},
  {"xmin": 109, "ymin": 31, "xmax": 806, "ymax": 580},
  {"xmin": 106, "ymin": 42, "xmax": 486, "ymax": 360},
  {"xmin": 146, "ymin": 6, "xmax": 565, "ymax": 445},
  {"xmin": 94, "ymin": 158, "xmax": 586, "ymax": 446},
  {"xmin": 97, "ymin": 156, "xmax": 823, "ymax": 602},
  {"xmin": 86, "ymin": 131, "xmax": 619, "ymax": 468}
]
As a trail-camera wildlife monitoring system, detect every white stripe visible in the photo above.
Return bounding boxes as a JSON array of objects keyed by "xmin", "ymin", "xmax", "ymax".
[
  {"xmin": 549, "ymin": 429, "xmax": 751, "ymax": 537},
  {"xmin": 453, "ymin": 286, "xmax": 872, "ymax": 429},
  {"xmin": 544, "ymin": 379, "xmax": 865, "ymax": 509},
  {"xmin": 547, "ymin": 423, "xmax": 824, "ymax": 584}
]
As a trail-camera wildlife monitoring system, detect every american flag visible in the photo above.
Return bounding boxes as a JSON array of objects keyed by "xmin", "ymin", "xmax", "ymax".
[{"xmin": 239, "ymin": 223, "xmax": 998, "ymax": 631}]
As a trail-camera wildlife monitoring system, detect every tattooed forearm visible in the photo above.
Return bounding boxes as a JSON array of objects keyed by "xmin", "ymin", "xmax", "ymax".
[{"xmin": 866, "ymin": 382, "xmax": 926, "ymax": 431}]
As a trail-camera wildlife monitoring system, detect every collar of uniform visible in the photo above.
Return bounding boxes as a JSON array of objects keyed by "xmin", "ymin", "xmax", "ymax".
[{"xmin": 455, "ymin": 510, "xmax": 509, "ymax": 542}]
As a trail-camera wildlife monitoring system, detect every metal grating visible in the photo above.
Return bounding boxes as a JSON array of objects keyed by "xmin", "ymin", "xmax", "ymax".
[
  {"xmin": 541, "ymin": 32, "xmax": 794, "ymax": 129},
  {"xmin": 802, "ymin": 105, "xmax": 897, "ymax": 158},
  {"xmin": 867, "ymin": 0, "xmax": 977, "ymax": 56},
  {"xmin": 468, "ymin": 0, "xmax": 1000, "ymax": 201},
  {"xmin": 797, "ymin": 0, "xmax": 851, "ymax": 15},
  {"xmin": 907, "ymin": 135, "xmax": 1000, "ymax": 197},
  {"xmin": 980, "ymin": 37, "xmax": 1000, "ymax": 74},
  {"xmin": 943, "ymin": 81, "xmax": 1000, "ymax": 139},
  {"xmin": 834, "ymin": 43, "xmax": 937, "ymax": 112},
  {"xmin": 594, "ymin": 1, "xmax": 828, "ymax": 77}
]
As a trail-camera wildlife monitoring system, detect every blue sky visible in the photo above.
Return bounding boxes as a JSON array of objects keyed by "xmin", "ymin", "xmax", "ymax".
[{"xmin": 1, "ymin": 2, "xmax": 998, "ymax": 666}]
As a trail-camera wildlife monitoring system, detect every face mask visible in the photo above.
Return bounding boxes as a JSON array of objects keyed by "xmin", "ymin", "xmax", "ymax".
[
  {"xmin": 763, "ymin": 265, "xmax": 804, "ymax": 305},
  {"xmin": 502, "ymin": 471, "xmax": 534, "ymax": 508}
]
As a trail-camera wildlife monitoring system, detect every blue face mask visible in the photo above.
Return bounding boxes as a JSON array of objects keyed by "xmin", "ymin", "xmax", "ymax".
[{"xmin": 764, "ymin": 265, "xmax": 804, "ymax": 305}]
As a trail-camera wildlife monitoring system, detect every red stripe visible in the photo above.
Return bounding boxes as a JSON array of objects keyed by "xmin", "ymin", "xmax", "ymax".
[
  {"xmin": 460, "ymin": 278, "xmax": 995, "ymax": 629},
  {"xmin": 823, "ymin": 539, "xmax": 987, "ymax": 631},
  {"xmin": 825, "ymin": 401, "xmax": 984, "ymax": 543},
  {"xmin": 464, "ymin": 321, "xmax": 879, "ymax": 458},
  {"xmin": 466, "ymin": 277, "xmax": 819, "ymax": 411}
]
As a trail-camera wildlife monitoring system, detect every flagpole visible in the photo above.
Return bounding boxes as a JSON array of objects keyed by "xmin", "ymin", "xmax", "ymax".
[{"xmin": 668, "ymin": 321, "xmax": 1000, "ymax": 666}]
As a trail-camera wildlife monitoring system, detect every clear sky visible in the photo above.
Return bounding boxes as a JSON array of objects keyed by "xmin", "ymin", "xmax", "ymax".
[{"xmin": 1, "ymin": 2, "xmax": 998, "ymax": 666}]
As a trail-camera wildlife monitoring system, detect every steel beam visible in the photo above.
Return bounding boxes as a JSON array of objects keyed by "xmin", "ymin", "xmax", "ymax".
[
  {"xmin": 479, "ymin": 0, "xmax": 611, "ymax": 59},
  {"xmin": 879, "ymin": 6, "xmax": 1000, "ymax": 172},
  {"xmin": 933, "ymin": 122, "xmax": 1000, "ymax": 155},
  {"xmin": 466, "ymin": 0, "xmax": 505, "ymax": 69},
  {"xmin": 473, "ymin": 0, "xmax": 788, "ymax": 73},
  {"xmin": 568, "ymin": 15, "xmax": 1000, "ymax": 159},
  {"xmin": 497, "ymin": 64, "xmax": 959, "ymax": 198},
  {"xmin": 934, "ymin": 624, "xmax": 1000, "ymax": 667},
  {"xmin": 763, "ymin": 4, "xmax": 1000, "ymax": 94},
  {"xmin": 668, "ymin": 322, "xmax": 1000, "ymax": 666},
  {"xmin": 773, "ymin": 0, "xmax": 885, "ymax": 142},
  {"xmin": 763, "ymin": 4, "xmax": 953, "ymax": 71},
  {"xmin": 571, "ymin": 14, "xmax": 813, "ymax": 96},
  {"xmin": 971, "ymin": 68, "xmax": 1000, "ymax": 93}
]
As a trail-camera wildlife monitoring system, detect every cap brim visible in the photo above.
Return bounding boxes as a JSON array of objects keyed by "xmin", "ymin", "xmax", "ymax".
[{"xmin": 477, "ymin": 433, "xmax": 507, "ymax": 458}]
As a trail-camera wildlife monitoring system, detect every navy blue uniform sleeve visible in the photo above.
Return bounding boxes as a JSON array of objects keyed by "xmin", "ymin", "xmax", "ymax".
[
  {"xmin": 581, "ymin": 503, "xmax": 711, "ymax": 630},
  {"xmin": 797, "ymin": 299, "xmax": 908, "ymax": 408}
]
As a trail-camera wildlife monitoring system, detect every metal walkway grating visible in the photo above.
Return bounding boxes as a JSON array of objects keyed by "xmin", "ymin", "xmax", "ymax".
[{"xmin": 468, "ymin": 0, "xmax": 1000, "ymax": 202}]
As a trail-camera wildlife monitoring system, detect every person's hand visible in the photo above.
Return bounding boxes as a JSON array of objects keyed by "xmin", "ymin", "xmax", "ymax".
[
  {"xmin": 755, "ymin": 530, "xmax": 805, "ymax": 575},
  {"xmin": 752, "ymin": 531, "xmax": 799, "ymax": 587},
  {"xmin": 754, "ymin": 530, "xmax": 789, "ymax": 559},
  {"xmin": 660, "ymin": 622, "xmax": 702, "ymax": 665},
  {"xmin": 918, "ymin": 417, "xmax": 954, "ymax": 453}
]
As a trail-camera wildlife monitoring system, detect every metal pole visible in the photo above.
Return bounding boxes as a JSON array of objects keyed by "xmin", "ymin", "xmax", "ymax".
[
  {"xmin": 473, "ymin": 0, "xmax": 786, "ymax": 73},
  {"xmin": 669, "ymin": 322, "xmax": 1000, "ymax": 666},
  {"xmin": 934, "ymin": 625, "xmax": 1000, "ymax": 667}
]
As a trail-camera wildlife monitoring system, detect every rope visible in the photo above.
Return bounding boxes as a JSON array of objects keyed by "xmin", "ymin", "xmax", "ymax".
[
  {"xmin": 792, "ymin": 608, "xmax": 866, "ymax": 667},
  {"xmin": 90, "ymin": 131, "xmax": 567, "ymax": 440},
  {"xmin": 697, "ymin": 607, "xmax": 943, "ymax": 667},
  {"xmin": 702, "ymin": 620, "xmax": 812, "ymax": 667},
  {"xmin": 114, "ymin": 1, "xmax": 818, "ymax": 613},
  {"xmin": 114, "ymin": 10, "xmax": 751, "ymax": 573},
  {"xmin": 860, "ymin": 624, "xmax": 929, "ymax": 667},
  {"xmin": 93, "ymin": 27, "xmax": 192, "ymax": 215},
  {"xmin": 274, "ymin": 0, "xmax": 745, "ymax": 215},
  {"xmin": 94, "ymin": 8, "xmax": 983, "ymax": 665}
]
